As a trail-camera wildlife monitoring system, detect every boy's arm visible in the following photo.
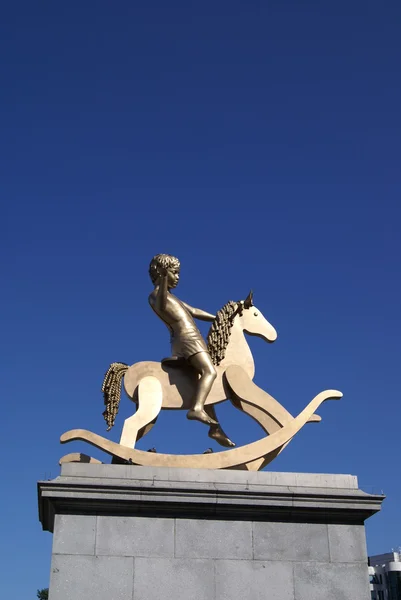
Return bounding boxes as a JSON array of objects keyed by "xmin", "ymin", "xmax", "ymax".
[
  {"xmin": 181, "ymin": 301, "xmax": 215, "ymax": 322},
  {"xmin": 154, "ymin": 268, "xmax": 168, "ymax": 311}
]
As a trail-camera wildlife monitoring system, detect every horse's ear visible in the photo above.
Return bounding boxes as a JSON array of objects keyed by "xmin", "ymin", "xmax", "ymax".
[{"xmin": 244, "ymin": 290, "xmax": 253, "ymax": 309}]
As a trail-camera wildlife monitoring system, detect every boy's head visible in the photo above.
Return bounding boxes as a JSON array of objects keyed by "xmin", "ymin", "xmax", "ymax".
[{"xmin": 149, "ymin": 254, "xmax": 181, "ymax": 287}]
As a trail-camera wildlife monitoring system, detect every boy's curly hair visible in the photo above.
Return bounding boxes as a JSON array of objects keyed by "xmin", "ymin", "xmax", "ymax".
[{"xmin": 149, "ymin": 254, "xmax": 180, "ymax": 285}]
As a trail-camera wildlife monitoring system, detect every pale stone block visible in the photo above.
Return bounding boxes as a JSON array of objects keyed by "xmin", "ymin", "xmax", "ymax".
[
  {"xmin": 294, "ymin": 562, "xmax": 370, "ymax": 600},
  {"xmin": 96, "ymin": 515, "xmax": 174, "ymax": 557},
  {"xmin": 253, "ymin": 521, "xmax": 329, "ymax": 562},
  {"xmin": 175, "ymin": 518, "xmax": 252, "ymax": 559},
  {"xmin": 328, "ymin": 524, "xmax": 368, "ymax": 562},
  {"xmin": 50, "ymin": 555, "xmax": 134, "ymax": 600},
  {"xmin": 60, "ymin": 464, "xmax": 358, "ymax": 490},
  {"xmin": 133, "ymin": 557, "xmax": 214, "ymax": 600},
  {"xmin": 52, "ymin": 514, "xmax": 96, "ymax": 555},
  {"xmin": 215, "ymin": 559, "xmax": 295, "ymax": 600}
]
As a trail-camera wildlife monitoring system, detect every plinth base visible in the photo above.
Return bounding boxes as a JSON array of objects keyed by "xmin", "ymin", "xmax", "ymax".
[{"xmin": 38, "ymin": 465, "xmax": 384, "ymax": 600}]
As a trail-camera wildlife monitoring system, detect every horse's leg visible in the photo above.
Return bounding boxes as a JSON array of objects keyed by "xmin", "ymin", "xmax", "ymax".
[
  {"xmin": 224, "ymin": 365, "xmax": 321, "ymax": 471},
  {"xmin": 203, "ymin": 366, "xmax": 293, "ymax": 450},
  {"xmin": 228, "ymin": 396, "xmax": 286, "ymax": 470},
  {"xmin": 119, "ymin": 376, "xmax": 163, "ymax": 449},
  {"xmin": 225, "ymin": 365, "xmax": 321, "ymax": 428},
  {"xmin": 204, "ymin": 406, "xmax": 235, "ymax": 448},
  {"xmin": 230, "ymin": 396, "xmax": 282, "ymax": 435}
]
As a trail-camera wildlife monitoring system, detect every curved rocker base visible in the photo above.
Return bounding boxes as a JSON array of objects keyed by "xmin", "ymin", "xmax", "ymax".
[
  {"xmin": 59, "ymin": 452, "xmax": 103, "ymax": 465},
  {"xmin": 60, "ymin": 389, "xmax": 342, "ymax": 471}
]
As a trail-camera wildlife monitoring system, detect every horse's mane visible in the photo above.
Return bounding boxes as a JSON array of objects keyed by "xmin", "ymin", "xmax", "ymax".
[{"xmin": 207, "ymin": 301, "xmax": 238, "ymax": 366}]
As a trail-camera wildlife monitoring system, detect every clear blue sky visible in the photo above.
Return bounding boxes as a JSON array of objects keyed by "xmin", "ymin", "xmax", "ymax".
[{"xmin": 2, "ymin": 1, "xmax": 401, "ymax": 595}]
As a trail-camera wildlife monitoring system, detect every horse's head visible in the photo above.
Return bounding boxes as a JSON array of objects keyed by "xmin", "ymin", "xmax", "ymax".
[{"xmin": 236, "ymin": 291, "xmax": 277, "ymax": 343}]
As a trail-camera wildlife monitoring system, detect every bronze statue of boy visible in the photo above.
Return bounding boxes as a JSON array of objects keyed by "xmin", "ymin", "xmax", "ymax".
[{"xmin": 148, "ymin": 253, "xmax": 219, "ymax": 427}]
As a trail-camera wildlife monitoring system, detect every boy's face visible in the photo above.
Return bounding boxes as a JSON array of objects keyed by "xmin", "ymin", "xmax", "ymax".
[{"xmin": 166, "ymin": 266, "xmax": 180, "ymax": 289}]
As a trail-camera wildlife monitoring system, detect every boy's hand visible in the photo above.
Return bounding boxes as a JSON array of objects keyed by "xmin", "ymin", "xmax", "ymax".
[{"xmin": 158, "ymin": 265, "xmax": 169, "ymax": 278}]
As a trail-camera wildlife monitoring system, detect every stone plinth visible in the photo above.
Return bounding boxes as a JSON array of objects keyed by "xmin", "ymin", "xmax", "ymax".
[{"xmin": 38, "ymin": 464, "xmax": 384, "ymax": 600}]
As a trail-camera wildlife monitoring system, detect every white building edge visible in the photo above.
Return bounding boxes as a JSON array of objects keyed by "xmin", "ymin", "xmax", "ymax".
[{"xmin": 369, "ymin": 551, "xmax": 401, "ymax": 600}]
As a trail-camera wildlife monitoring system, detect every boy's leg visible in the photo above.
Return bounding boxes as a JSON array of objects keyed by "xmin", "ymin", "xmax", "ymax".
[
  {"xmin": 187, "ymin": 352, "xmax": 218, "ymax": 425},
  {"xmin": 205, "ymin": 405, "xmax": 236, "ymax": 447}
]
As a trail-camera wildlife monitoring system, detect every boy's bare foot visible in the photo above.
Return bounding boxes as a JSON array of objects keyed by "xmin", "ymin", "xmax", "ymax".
[
  {"xmin": 209, "ymin": 425, "xmax": 236, "ymax": 448},
  {"xmin": 187, "ymin": 408, "xmax": 218, "ymax": 426}
]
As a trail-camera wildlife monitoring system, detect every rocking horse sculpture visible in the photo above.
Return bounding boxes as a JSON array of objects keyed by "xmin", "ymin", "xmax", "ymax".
[{"xmin": 60, "ymin": 254, "xmax": 342, "ymax": 471}]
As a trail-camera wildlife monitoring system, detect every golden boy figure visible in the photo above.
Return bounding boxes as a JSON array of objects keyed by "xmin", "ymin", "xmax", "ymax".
[{"xmin": 148, "ymin": 253, "xmax": 219, "ymax": 427}]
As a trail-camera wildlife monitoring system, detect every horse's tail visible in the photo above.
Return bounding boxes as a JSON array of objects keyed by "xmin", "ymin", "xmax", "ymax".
[{"xmin": 102, "ymin": 362, "xmax": 128, "ymax": 431}]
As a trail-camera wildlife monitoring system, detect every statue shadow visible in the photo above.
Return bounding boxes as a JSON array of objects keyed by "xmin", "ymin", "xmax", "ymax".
[{"xmin": 160, "ymin": 359, "xmax": 199, "ymax": 410}]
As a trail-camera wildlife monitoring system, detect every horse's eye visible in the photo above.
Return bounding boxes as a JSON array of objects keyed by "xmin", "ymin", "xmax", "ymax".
[{"xmin": 254, "ymin": 312, "xmax": 258, "ymax": 316}]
